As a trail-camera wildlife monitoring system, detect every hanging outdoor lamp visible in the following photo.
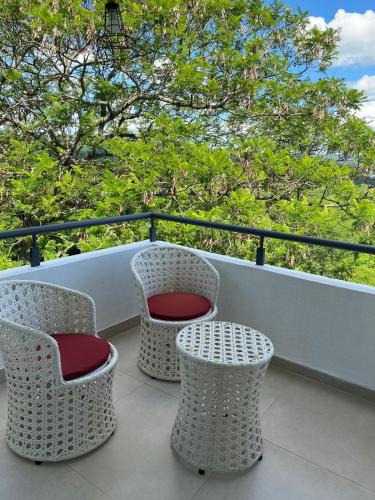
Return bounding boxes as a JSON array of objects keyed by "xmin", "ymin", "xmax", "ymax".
[{"xmin": 103, "ymin": 1, "xmax": 126, "ymax": 48}]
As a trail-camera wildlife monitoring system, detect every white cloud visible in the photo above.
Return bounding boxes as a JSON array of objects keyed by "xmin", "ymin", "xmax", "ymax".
[
  {"xmin": 307, "ymin": 16, "xmax": 327, "ymax": 32},
  {"xmin": 353, "ymin": 74, "xmax": 375, "ymax": 100},
  {"xmin": 308, "ymin": 9, "xmax": 375, "ymax": 67},
  {"xmin": 356, "ymin": 101, "xmax": 375, "ymax": 123},
  {"xmin": 352, "ymin": 75, "xmax": 375, "ymax": 124}
]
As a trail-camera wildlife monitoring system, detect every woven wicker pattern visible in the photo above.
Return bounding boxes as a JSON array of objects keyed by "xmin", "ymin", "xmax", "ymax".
[
  {"xmin": 0, "ymin": 280, "xmax": 117, "ymax": 462},
  {"xmin": 177, "ymin": 321, "xmax": 273, "ymax": 366},
  {"xmin": 171, "ymin": 321, "xmax": 274, "ymax": 472},
  {"xmin": 131, "ymin": 246, "xmax": 220, "ymax": 380}
]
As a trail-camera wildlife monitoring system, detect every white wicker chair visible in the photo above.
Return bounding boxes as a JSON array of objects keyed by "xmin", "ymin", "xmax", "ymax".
[
  {"xmin": 0, "ymin": 280, "xmax": 117, "ymax": 463},
  {"xmin": 131, "ymin": 245, "xmax": 220, "ymax": 381}
]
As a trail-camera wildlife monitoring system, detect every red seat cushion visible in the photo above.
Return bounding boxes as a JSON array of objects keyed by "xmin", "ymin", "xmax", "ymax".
[
  {"xmin": 51, "ymin": 334, "xmax": 111, "ymax": 381},
  {"xmin": 147, "ymin": 292, "xmax": 211, "ymax": 321}
]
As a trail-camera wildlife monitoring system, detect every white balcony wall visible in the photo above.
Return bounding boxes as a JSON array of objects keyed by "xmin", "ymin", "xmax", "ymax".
[
  {"xmin": 0, "ymin": 240, "xmax": 152, "ymax": 332},
  {"xmin": 0, "ymin": 240, "xmax": 374, "ymax": 391},
  {"xmin": 197, "ymin": 248, "xmax": 375, "ymax": 392}
]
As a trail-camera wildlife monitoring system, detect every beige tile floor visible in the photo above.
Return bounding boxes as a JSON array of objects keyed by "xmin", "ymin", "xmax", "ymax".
[{"xmin": 0, "ymin": 326, "xmax": 375, "ymax": 500}]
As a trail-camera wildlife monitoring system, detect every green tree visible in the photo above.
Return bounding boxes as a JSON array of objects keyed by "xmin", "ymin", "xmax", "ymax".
[{"xmin": 0, "ymin": 0, "xmax": 374, "ymax": 283}]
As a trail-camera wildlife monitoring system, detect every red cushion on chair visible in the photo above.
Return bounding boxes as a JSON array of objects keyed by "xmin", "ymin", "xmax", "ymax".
[
  {"xmin": 51, "ymin": 334, "xmax": 111, "ymax": 381},
  {"xmin": 147, "ymin": 292, "xmax": 211, "ymax": 321}
]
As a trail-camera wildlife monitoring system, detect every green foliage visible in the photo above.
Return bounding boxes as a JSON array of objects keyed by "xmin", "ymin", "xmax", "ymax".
[{"xmin": 0, "ymin": 0, "xmax": 373, "ymax": 284}]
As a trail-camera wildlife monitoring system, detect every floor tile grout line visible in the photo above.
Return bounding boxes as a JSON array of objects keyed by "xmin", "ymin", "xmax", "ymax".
[
  {"xmin": 113, "ymin": 368, "xmax": 148, "ymax": 399},
  {"xmin": 260, "ymin": 365, "xmax": 329, "ymax": 419},
  {"xmin": 189, "ymin": 475, "xmax": 210, "ymax": 500},
  {"xmin": 264, "ymin": 438, "xmax": 375, "ymax": 495},
  {"xmin": 117, "ymin": 369, "xmax": 180, "ymax": 401},
  {"xmin": 144, "ymin": 380, "xmax": 180, "ymax": 398},
  {"xmin": 143, "ymin": 380, "xmax": 180, "ymax": 400},
  {"xmin": 115, "ymin": 366, "xmax": 142, "ymax": 379},
  {"xmin": 260, "ymin": 389, "xmax": 286, "ymax": 419},
  {"xmin": 68, "ymin": 452, "xmax": 208, "ymax": 500},
  {"xmin": 113, "ymin": 381, "xmax": 147, "ymax": 405},
  {"xmin": 116, "ymin": 365, "xmax": 181, "ymax": 399},
  {"xmin": 67, "ymin": 462, "xmax": 117, "ymax": 500}
]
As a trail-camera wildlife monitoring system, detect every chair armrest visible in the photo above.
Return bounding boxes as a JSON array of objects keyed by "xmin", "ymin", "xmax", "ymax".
[
  {"xmin": 0, "ymin": 319, "xmax": 65, "ymax": 385},
  {"xmin": 53, "ymin": 288, "xmax": 96, "ymax": 335},
  {"xmin": 29, "ymin": 282, "xmax": 96, "ymax": 335},
  {"xmin": 132, "ymin": 269, "xmax": 151, "ymax": 319},
  {"xmin": 201, "ymin": 260, "xmax": 220, "ymax": 306},
  {"xmin": 186, "ymin": 254, "xmax": 220, "ymax": 306}
]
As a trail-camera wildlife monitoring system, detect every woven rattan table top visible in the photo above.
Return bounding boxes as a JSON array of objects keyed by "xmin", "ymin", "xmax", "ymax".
[{"xmin": 176, "ymin": 321, "xmax": 274, "ymax": 367}]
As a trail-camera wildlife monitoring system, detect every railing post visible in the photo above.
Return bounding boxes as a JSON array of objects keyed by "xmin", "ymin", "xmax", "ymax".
[
  {"xmin": 149, "ymin": 216, "xmax": 157, "ymax": 242},
  {"xmin": 30, "ymin": 234, "xmax": 41, "ymax": 267},
  {"xmin": 256, "ymin": 236, "xmax": 265, "ymax": 266}
]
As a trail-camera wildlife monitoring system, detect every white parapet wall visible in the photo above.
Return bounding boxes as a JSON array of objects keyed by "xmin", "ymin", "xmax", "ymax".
[
  {"xmin": 187, "ymin": 247, "xmax": 375, "ymax": 392},
  {"xmin": 0, "ymin": 240, "xmax": 152, "ymax": 333},
  {"xmin": 0, "ymin": 240, "xmax": 374, "ymax": 391}
]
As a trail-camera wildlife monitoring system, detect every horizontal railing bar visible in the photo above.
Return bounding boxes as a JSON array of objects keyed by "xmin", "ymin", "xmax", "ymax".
[
  {"xmin": 0, "ymin": 212, "xmax": 153, "ymax": 240},
  {"xmin": 0, "ymin": 211, "xmax": 373, "ymax": 256},
  {"xmin": 153, "ymin": 213, "xmax": 375, "ymax": 255}
]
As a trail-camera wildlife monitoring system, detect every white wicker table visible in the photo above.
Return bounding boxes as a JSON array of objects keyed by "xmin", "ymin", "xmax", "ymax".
[{"xmin": 171, "ymin": 321, "xmax": 274, "ymax": 473}]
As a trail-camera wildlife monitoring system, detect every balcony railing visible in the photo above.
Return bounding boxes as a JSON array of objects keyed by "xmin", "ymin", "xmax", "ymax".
[{"xmin": 0, "ymin": 212, "xmax": 374, "ymax": 267}]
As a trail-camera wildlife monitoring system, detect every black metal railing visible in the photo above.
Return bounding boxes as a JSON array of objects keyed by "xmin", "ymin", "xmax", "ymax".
[{"xmin": 0, "ymin": 211, "xmax": 373, "ymax": 267}]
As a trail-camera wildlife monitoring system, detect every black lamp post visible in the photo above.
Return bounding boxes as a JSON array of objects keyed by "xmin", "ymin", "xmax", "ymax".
[{"xmin": 104, "ymin": 2, "xmax": 125, "ymax": 48}]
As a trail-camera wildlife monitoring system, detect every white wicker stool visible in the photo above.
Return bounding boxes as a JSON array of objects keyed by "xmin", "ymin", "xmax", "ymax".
[{"xmin": 171, "ymin": 321, "xmax": 274, "ymax": 473}]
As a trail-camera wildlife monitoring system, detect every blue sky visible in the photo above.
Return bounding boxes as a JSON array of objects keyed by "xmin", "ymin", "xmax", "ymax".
[
  {"xmin": 284, "ymin": 1, "xmax": 375, "ymax": 123},
  {"xmin": 285, "ymin": 0, "xmax": 374, "ymax": 19}
]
